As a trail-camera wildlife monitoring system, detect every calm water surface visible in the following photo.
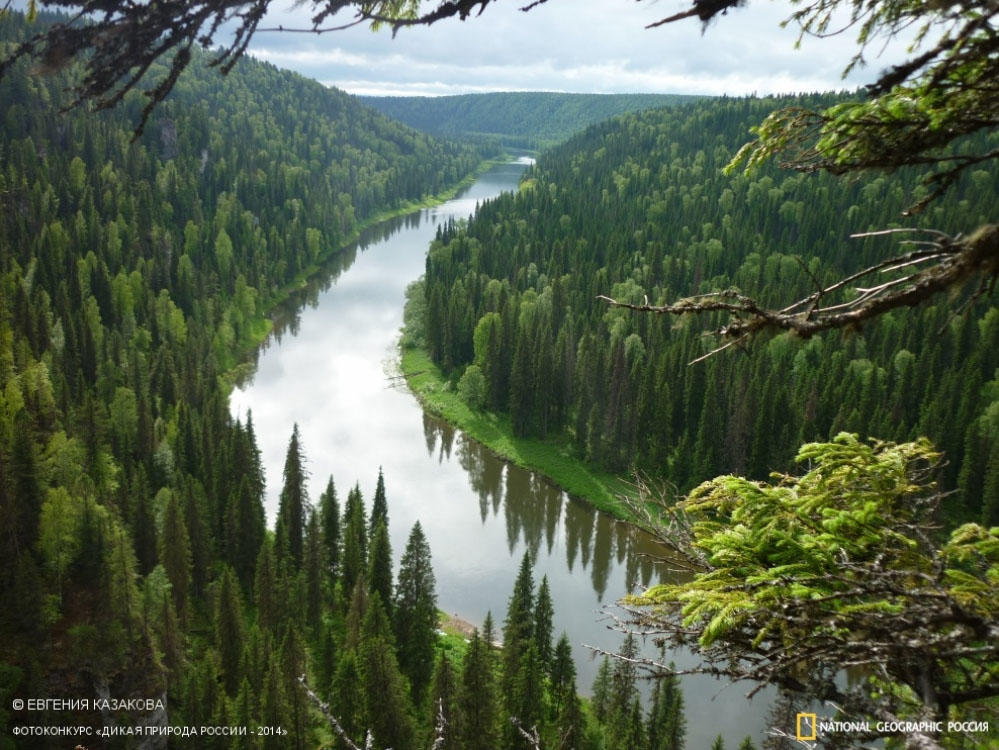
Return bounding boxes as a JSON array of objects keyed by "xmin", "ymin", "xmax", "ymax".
[{"xmin": 230, "ymin": 159, "xmax": 770, "ymax": 746}]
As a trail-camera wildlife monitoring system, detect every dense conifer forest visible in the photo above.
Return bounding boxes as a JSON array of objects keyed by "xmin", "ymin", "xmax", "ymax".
[
  {"xmin": 0, "ymin": 10, "xmax": 678, "ymax": 747},
  {"xmin": 361, "ymin": 92, "xmax": 697, "ymax": 150},
  {"xmin": 416, "ymin": 95, "xmax": 999, "ymax": 526}
]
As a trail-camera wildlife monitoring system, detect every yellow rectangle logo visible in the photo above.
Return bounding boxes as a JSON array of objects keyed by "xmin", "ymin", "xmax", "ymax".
[{"xmin": 796, "ymin": 713, "xmax": 817, "ymax": 741}]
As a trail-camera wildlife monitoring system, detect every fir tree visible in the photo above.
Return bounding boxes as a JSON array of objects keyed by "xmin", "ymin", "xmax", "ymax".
[
  {"xmin": 159, "ymin": 489, "xmax": 192, "ymax": 623},
  {"xmin": 275, "ymin": 424, "xmax": 308, "ymax": 568},
  {"xmin": 260, "ymin": 655, "xmax": 290, "ymax": 750},
  {"xmin": 214, "ymin": 566, "xmax": 245, "ymax": 695},
  {"xmin": 225, "ymin": 475, "xmax": 265, "ymax": 589},
  {"xmin": 648, "ymin": 660, "xmax": 685, "ymax": 750},
  {"xmin": 426, "ymin": 652, "xmax": 459, "ymax": 749},
  {"xmin": 318, "ymin": 476, "xmax": 341, "ymax": 590},
  {"xmin": 280, "ymin": 624, "xmax": 309, "ymax": 750},
  {"xmin": 303, "ymin": 510, "xmax": 324, "ymax": 633},
  {"xmin": 591, "ymin": 656, "xmax": 611, "ymax": 723},
  {"xmin": 457, "ymin": 629, "xmax": 500, "ymax": 750},
  {"xmin": 359, "ymin": 594, "xmax": 417, "ymax": 750},
  {"xmin": 254, "ymin": 537, "xmax": 279, "ymax": 632},
  {"xmin": 737, "ymin": 736, "xmax": 757, "ymax": 750},
  {"xmin": 369, "ymin": 466, "xmax": 388, "ymax": 539},
  {"xmin": 502, "ymin": 551, "xmax": 535, "ymax": 707},
  {"xmin": 393, "ymin": 521, "xmax": 438, "ymax": 704},
  {"xmin": 331, "ymin": 649, "xmax": 364, "ymax": 744},
  {"xmin": 712, "ymin": 734, "xmax": 727, "ymax": 750},
  {"xmin": 340, "ymin": 484, "xmax": 367, "ymax": 602},
  {"xmin": 506, "ymin": 641, "xmax": 546, "ymax": 750},
  {"xmin": 368, "ymin": 520, "xmax": 393, "ymax": 618},
  {"xmin": 534, "ymin": 575, "xmax": 554, "ymax": 676}
]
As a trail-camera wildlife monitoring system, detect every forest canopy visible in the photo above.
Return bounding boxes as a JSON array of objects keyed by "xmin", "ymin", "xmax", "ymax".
[{"xmin": 3, "ymin": 1, "xmax": 997, "ymax": 336}]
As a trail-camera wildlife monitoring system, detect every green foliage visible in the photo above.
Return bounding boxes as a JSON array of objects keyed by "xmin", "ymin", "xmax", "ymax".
[
  {"xmin": 631, "ymin": 434, "xmax": 999, "ymax": 735},
  {"xmin": 457, "ymin": 364, "xmax": 487, "ymax": 410}
]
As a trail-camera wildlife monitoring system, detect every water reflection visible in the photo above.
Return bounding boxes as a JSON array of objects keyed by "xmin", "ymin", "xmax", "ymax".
[{"xmin": 429, "ymin": 415, "xmax": 674, "ymax": 603}]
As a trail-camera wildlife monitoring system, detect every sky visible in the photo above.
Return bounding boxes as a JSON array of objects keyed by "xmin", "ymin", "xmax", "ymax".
[{"xmin": 245, "ymin": 0, "xmax": 914, "ymax": 98}]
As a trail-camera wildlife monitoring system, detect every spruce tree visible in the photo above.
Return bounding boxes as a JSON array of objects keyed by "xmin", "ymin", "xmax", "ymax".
[
  {"xmin": 260, "ymin": 655, "xmax": 290, "ymax": 750},
  {"xmin": 534, "ymin": 575, "xmax": 554, "ymax": 675},
  {"xmin": 393, "ymin": 521, "xmax": 438, "ymax": 704},
  {"xmin": 502, "ymin": 551, "xmax": 534, "ymax": 706},
  {"xmin": 591, "ymin": 656, "xmax": 611, "ymax": 723},
  {"xmin": 275, "ymin": 424, "xmax": 308, "ymax": 568},
  {"xmin": 225, "ymin": 475, "xmax": 265, "ymax": 590},
  {"xmin": 159, "ymin": 489, "xmax": 192, "ymax": 623},
  {"xmin": 368, "ymin": 520, "xmax": 393, "ymax": 618},
  {"xmin": 254, "ymin": 537, "xmax": 279, "ymax": 632},
  {"xmin": 214, "ymin": 566, "xmax": 245, "ymax": 695},
  {"xmin": 303, "ymin": 510, "xmax": 324, "ymax": 633},
  {"xmin": 711, "ymin": 734, "xmax": 727, "ymax": 750},
  {"xmin": 359, "ymin": 595, "xmax": 416, "ymax": 750},
  {"xmin": 506, "ymin": 641, "xmax": 546, "ymax": 750},
  {"xmin": 280, "ymin": 624, "xmax": 309, "ymax": 750},
  {"xmin": 426, "ymin": 652, "xmax": 459, "ymax": 749},
  {"xmin": 457, "ymin": 629, "xmax": 500, "ymax": 750},
  {"xmin": 340, "ymin": 484, "xmax": 367, "ymax": 601},
  {"xmin": 331, "ymin": 649, "xmax": 364, "ymax": 744},
  {"xmin": 318, "ymin": 476, "xmax": 340, "ymax": 590},
  {"xmin": 369, "ymin": 466, "xmax": 388, "ymax": 539},
  {"xmin": 737, "ymin": 736, "xmax": 757, "ymax": 750},
  {"xmin": 648, "ymin": 660, "xmax": 685, "ymax": 750}
]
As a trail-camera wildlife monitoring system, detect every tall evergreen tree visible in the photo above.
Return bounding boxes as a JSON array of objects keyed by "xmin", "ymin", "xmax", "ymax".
[
  {"xmin": 275, "ymin": 424, "xmax": 308, "ymax": 568},
  {"xmin": 225, "ymin": 474, "xmax": 266, "ymax": 589},
  {"xmin": 369, "ymin": 466, "xmax": 388, "ymax": 539},
  {"xmin": 591, "ymin": 656, "xmax": 612, "ymax": 723},
  {"xmin": 303, "ymin": 511, "xmax": 324, "ymax": 633},
  {"xmin": 214, "ymin": 565, "xmax": 245, "ymax": 695},
  {"xmin": 368, "ymin": 520, "xmax": 393, "ymax": 618},
  {"xmin": 648, "ymin": 660, "xmax": 686, "ymax": 750},
  {"xmin": 457, "ymin": 629, "xmax": 500, "ymax": 750},
  {"xmin": 260, "ymin": 654, "xmax": 291, "ymax": 750},
  {"xmin": 359, "ymin": 595, "xmax": 417, "ymax": 750},
  {"xmin": 393, "ymin": 521, "xmax": 438, "ymax": 704},
  {"xmin": 318, "ymin": 476, "xmax": 340, "ymax": 591},
  {"xmin": 254, "ymin": 537, "xmax": 279, "ymax": 632},
  {"xmin": 502, "ymin": 551, "xmax": 535, "ymax": 706},
  {"xmin": 340, "ymin": 484, "xmax": 367, "ymax": 602},
  {"xmin": 159, "ymin": 489, "xmax": 192, "ymax": 623},
  {"xmin": 534, "ymin": 575, "xmax": 554, "ymax": 675},
  {"xmin": 426, "ymin": 652, "xmax": 459, "ymax": 749}
]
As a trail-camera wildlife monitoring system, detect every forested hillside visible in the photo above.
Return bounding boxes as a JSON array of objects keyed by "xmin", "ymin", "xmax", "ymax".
[
  {"xmin": 361, "ymin": 92, "xmax": 696, "ymax": 149},
  {"xmin": 0, "ymin": 9, "xmax": 501, "ymax": 745},
  {"xmin": 417, "ymin": 95, "xmax": 999, "ymax": 526}
]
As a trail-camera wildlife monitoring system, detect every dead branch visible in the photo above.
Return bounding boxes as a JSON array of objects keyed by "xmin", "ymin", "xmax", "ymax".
[
  {"xmin": 297, "ymin": 675, "xmax": 369, "ymax": 750},
  {"xmin": 510, "ymin": 717, "xmax": 543, "ymax": 750},
  {"xmin": 598, "ymin": 225, "xmax": 999, "ymax": 362}
]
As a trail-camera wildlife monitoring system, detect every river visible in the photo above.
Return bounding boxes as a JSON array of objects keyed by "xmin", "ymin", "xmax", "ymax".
[{"xmin": 229, "ymin": 158, "xmax": 770, "ymax": 747}]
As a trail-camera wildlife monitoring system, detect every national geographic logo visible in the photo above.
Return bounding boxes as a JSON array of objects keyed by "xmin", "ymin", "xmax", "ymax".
[
  {"xmin": 796, "ymin": 713, "xmax": 816, "ymax": 742},
  {"xmin": 794, "ymin": 712, "xmax": 990, "ymax": 743}
]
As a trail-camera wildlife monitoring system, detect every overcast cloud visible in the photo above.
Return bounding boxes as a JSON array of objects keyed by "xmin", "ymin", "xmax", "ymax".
[{"xmin": 246, "ymin": 0, "xmax": 914, "ymax": 97}]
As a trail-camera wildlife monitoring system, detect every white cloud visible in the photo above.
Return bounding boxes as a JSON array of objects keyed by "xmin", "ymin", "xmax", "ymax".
[{"xmin": 247, "ymin": 0, "xmax": 915, "ymax": 97}]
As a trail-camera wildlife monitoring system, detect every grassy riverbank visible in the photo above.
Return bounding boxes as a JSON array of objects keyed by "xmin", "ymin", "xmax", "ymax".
[
  {"xmin": 400, "ymin": 346, "xmax": 633, "ymax": 520},
  {"xmin": 220, "ymin": 156, "xmax": 509, "ymax": 390}
]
